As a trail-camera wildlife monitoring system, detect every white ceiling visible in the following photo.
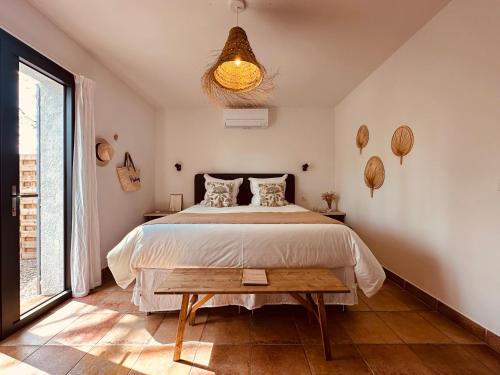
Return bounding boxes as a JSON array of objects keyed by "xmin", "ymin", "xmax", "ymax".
[{"xmin": 28, "ymin": 0, "xmax": 449, "ymax": 108}]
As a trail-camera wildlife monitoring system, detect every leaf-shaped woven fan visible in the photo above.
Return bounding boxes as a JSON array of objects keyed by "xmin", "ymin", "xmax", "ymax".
[
  {"xmin": 391, "ymin": 125, "xmax": 414, "ymax": 165},
  {"xmin": 356, "ymin": 125, "xmax": 369, "ymax": 154},
  {"xmin": 364, "ymin": 156, "xmax": 385, "ymax": 198}
]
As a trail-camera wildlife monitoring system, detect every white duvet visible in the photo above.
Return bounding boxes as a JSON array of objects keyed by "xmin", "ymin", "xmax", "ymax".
[{"xmin": 107, "ymin": 204, "xmax": 385, "ymax": 298}]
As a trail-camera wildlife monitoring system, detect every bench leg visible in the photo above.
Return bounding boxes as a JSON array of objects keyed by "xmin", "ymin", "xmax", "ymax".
[
  {"xmin": 174, "ymin": 293, "xmax": 190, "ymax": 361},
  {"xmin": 317, "ymin": 293, "xmax": 332, "ymax": 361},
  {"xmin": 189, "ymin": 293, "xmax": 214, "ymax": 325},
  {"xmin": 188, "ymin": 294, "xmax": 198, "ymax": 325}
]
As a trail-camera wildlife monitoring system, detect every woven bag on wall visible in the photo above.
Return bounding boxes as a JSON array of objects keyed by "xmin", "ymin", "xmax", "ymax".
[{"xmin": 116, "ymin": 152, "xmax": 141, "ymax": 192}]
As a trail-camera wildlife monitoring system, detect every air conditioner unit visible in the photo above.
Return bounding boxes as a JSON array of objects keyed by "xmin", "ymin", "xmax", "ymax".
[{"xmin": 223, "ymin": 108, "xmax": 268, "ymax": 129}]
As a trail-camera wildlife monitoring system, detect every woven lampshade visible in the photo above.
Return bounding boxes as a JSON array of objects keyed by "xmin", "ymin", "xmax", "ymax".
[
  {"xmin": 213, "ymin": 26, "xmax": 263, "ymax": 92},
  {"xmin": 202, "ymin": 26, "xmax": 273, "ymax": 107}
]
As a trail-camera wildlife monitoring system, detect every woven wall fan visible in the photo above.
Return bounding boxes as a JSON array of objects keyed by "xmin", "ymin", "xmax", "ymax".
[
  {"xmin": 364, "ymin": 156, "xmax": 385, "ymax": 198},
  {"xmin": 391, "ymin": 125, "xmax": 414, "ymax": 165},
  {"xmin": 201, "ymin": 0, "xmax": 274, "ymax": 107},
  {"xmin": 356, "ymin": 125, "xmax": 369, "ymax": 154}
]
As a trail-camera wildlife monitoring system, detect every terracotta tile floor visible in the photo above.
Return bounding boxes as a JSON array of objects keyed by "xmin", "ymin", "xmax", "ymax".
[{"xmin": 0, "ymin": 279, "xmax": 498, "ymax": 374}]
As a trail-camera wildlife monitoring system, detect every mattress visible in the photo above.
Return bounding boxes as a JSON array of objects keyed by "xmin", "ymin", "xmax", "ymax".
[{"xmin": 107, "ymin": 204, "xmax": 385, "ymax": 311}]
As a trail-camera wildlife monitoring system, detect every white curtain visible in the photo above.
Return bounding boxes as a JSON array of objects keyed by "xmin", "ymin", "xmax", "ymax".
[{"xmin": 71, "ymin": 75, "xmax": 101, "ymax": 297}]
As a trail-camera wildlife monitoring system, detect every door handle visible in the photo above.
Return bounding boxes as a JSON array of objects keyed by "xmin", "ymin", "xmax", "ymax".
[
  {"xmin": 11, "ymin": 185, "xmax": 17, "ymax": 216},
  {"xmin": 11, "ymin": 197, "xmax": 17, "ymax": 217}
]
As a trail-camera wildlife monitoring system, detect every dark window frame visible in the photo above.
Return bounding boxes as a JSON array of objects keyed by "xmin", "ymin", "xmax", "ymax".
[{"xmin": 0, "ymin": 28, "xmax": 74, "ymax": 338}]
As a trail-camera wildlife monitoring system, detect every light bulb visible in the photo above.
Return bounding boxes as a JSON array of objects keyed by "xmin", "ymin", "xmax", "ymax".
[{"xmin": 234, "ymin": 58, "xmax": 241, "ymax": 66}]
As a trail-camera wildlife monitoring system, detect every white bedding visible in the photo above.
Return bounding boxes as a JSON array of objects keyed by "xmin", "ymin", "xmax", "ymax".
[{"xmin": 107, "ymin": 204, "xmax": 385, "ymax": 310}]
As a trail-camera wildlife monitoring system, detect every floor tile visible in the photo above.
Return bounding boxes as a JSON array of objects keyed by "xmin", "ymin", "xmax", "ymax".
[
  {"xmin": 410, "ymin": 344, "xmax": 494, "ymax": 375},
  {"xmin": 21, "ymin": 345, "xmax": 90, "ymax": 375},
  {"xmin": 360, "ymin": 290, "xmax": 411, "ymax": 311},
  {"xmin": 379, "ymin": 280, "xmax": 405, "ymax": 294},
  {"xmin": 464, "ymin": 344, "xmax": 500, "ymax": 373},
  {"xmin": 437, "ymin": 303, "xmax": 487, "ymax": 340},
  {"xmin": 99, "ymin": 313, "xmax": 164, "ymax": 345},
  {"xmin": 96, "ymin": 291, "xmax": 139, "ymax": 313},
  {"xmin": 150, "ymin": 311, "xmax": 207, "ymax": 345},
  {"xmin": 250, "ymin": 314, "xmax": 300, "ymax": 344},
  {"xmin": 304, "ymin": 344, "xmax": 370, "ymax": 374},
  {"xmin": 419, "ymin": 311, "xmax": 483, "ymax": 344},
  {"xmin": 0, "ymin": 346, "xmax": 38, "ymax": 372},
  {"xmin": 485, "ymin": 330, "xmax": 500, "ymax": 353},
  {"xmin": 251, "ymin": 345, "xmax": 311, "ymax": 375},
  {"xmin": 130, "ymin": 344, "xmax": 196, "ymax": 375},
  {"xmin": 357, "ymin": 344, "xmax": 434, "ymax": 374},
  {"xmin": 388, "ymin": 289, "xmax": 430, "ymax": 310},
  {"xmin": 294, "ymin": 311, "xmax": 352, "ymax": 345},
  {"xmin": 252, "ymin": 304, "xmax": 301, "ymax": 316},
  {"xmin": 377, "ymin": 312, "xmax": 452, "ymax": 344},
  {"xmin": 0, "ymin": 311, "xmax": 80, "ymax": 346},
  {"xmin": 201, "ymin": 311, "xmax": 251, "ymax": 345},
  {"xmin": 360, "ymin": 288, "xmax": 428, "ymax": 311},
  {"xmin": 1, "ymin": 279, "xmax": 495, "ymax": 375},
  {"xmin": 337, "ymin": 312, "xmax": 402, "ymax": 344},
  {"xmin": 55, "ymin": 298, "xmax": 117, "ymax": 315},
  {"xmin": 47, "ymin": 312, "xmax": 122, "ymax": 346},
  {"xmin": 68, "ymin": 345, "xmax": 142, "ymax": 375},
  {"xmin": 191, "ymin": 344, "xmax": 251, "ymax": 375},
  {"xmin": 346, "ymin": 298, "xmax": 371, "ymax": 312}
]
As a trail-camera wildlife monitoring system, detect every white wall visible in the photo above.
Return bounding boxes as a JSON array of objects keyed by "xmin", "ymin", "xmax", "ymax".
[
  {"xmin": 0, "ymin": 0, "xmax": 156, "ymax": 266},
  {"xmin": 333, "ymin": 0, "xmax": 500, "ymax": 335},
  {"xmin": 155, "ymin": 107, "xmax": 334, "ymax": 210}
]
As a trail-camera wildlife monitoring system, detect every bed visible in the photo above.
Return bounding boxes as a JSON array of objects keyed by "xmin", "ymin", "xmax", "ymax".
[{"xmin": 107, "ymin": 173, "xmax": 385, "ymax": 312}]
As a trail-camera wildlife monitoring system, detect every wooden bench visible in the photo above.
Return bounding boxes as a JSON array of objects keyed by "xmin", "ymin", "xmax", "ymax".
[{"xmin": 154, "ymin": 268, "xmax": 350, "ymax": 361}]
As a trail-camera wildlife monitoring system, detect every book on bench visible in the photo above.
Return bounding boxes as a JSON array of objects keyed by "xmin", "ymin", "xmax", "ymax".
[{"xmin": 242, "ymin": 269, "xmax": 268, "ymax": 286}]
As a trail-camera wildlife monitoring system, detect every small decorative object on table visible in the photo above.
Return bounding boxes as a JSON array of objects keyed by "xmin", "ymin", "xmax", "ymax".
[
  {"xmin": 321, "ymin": 191, "xmax": 338, "ymax": 211},
  {"xmin": 169, "ymin": 194, "xmax": 183, "ymax": 212}
]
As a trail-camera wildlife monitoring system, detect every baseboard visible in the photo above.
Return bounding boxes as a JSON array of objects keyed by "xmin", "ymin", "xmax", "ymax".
[{"xmin": 384, "ymin": 267, "xmax": 499, "ymax": 353}]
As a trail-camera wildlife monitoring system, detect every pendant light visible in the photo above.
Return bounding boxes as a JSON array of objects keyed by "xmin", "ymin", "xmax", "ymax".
[{"xmin": 202, "ymin": 0, "xmax": 274, "ymax": 107}]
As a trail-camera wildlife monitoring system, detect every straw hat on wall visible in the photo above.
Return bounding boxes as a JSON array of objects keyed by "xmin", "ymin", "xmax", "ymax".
[{"xmin": 96, "ymin": 137, "xmax": 114, "ymax": 166}]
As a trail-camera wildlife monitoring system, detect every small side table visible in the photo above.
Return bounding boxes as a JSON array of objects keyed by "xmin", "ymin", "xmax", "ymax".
[
  {"xmin": 143, "ymin": 211, "xmax": 177, "ymax": 223},
  {"xmin": 319, "ymin": 210, "xmax": 346, "ymax": 223}
]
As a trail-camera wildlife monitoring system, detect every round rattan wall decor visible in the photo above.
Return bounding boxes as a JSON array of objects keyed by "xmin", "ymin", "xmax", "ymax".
[
  {"xmin": 391, "ymin": 125, "xmax": 414, "ymax": 165},
  {"xmin": 356, "ymin": 125, "xmax": 369, "ymax": 154},
  {"xmin": 364, "ymin": 156, "xmax": 385, "ymax": 198}
]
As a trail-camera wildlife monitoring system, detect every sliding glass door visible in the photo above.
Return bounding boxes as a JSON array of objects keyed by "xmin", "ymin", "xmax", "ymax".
[{"xmin": 0, "ymin": 29, "xmax": 74, "ymax": 338}]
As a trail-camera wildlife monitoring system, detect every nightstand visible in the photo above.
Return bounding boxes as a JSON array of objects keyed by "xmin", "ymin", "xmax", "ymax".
[
  {"xmin": 319, "ymin": 210, "xmax": 346, "ymax": 223},
  {"xmin": 143, "ymin": 211, "xmax": 177, "ymax": 223}
]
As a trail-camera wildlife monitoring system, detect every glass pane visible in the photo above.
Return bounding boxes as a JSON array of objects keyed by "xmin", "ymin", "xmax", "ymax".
[{"xmin": 19, "ymin": 62, "xmax": 65, "ymax": 314}]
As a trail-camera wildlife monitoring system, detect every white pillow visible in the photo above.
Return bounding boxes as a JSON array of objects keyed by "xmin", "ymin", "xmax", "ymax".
[
  {"xmin": 249, "ymin": 174, "xmax": 288, "ymax": 206},
  {"xmin": 202, "ymin": 174, "xmax": 243, "ymax": 206}
]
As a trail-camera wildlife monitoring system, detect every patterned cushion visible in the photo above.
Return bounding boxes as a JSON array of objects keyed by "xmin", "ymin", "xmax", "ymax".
[
  {"xmin": 203, "ymin": 181, "xmax": 235, "ymax": 207},
  {"xmin": 258, "ymin": 182, "xmax": 288, "ymax": 207}
]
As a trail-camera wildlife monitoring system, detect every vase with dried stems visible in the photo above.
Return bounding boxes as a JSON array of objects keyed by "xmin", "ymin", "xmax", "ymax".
[{"xmin": 321, "ymin": 191, "xmax": 338, "ymax": 211}]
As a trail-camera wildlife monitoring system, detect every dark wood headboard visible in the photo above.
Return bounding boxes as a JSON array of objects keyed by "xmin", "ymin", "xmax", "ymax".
[{"xmin": 194, "ymin": 174, "xmax": 295, "ymax": 205}]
